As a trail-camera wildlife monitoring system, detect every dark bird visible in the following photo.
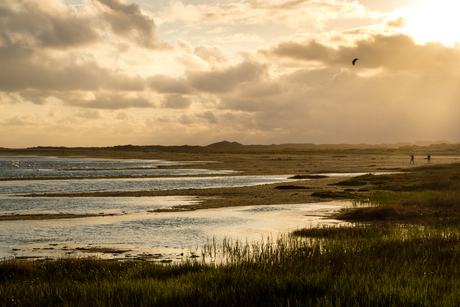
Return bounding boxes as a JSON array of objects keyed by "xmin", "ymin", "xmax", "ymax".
[{"xmin": 352, "ymin": 58, "xmax": 359, "ymax": 65}]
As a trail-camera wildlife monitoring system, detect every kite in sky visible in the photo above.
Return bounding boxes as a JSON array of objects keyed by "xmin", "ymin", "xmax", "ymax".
[{"xmin": 352, "ymin": 58, "xmax": 359, "ymax": 65}]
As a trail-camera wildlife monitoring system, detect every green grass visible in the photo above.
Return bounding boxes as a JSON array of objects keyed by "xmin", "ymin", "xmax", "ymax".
[
  {"xmin": 332, "ymin": 163, "xmax": 460, "ymax": 224},
  {"xmin": 3, "ymin": 227, "xmax": 460, "ymax": 306},
  {"xmin": 2, "ymin": 163, "xmax": 460, "ymax": 306}
]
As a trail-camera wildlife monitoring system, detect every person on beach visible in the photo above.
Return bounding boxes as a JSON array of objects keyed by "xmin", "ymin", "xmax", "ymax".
[
  {"xmin": 427, "ymin": 154, "xmax": 431, "ymax": 163},
  {"xmin": 409, "ymin": 154, "xmax": 415, "ymax": 164}
]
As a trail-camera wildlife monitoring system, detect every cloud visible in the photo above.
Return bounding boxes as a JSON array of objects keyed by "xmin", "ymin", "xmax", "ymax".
[
  {"xmin": 65, "ymin": 92, "xmax": 156, "ymax": 109},
  {"xmin": 74, "ymin": 110, "xmax": 102, "ymax": 119},
  {"xmin": 161, "ymin": 94, "xmax": 193, "ymax": 109},
  {"xmin": 0, "ymin": 0, "xmax": 98, "ymax": 49},
  {"xmin": 1, "ymin": 115, "xmax": 36, "ymax": 127},
  {"xmin": 96, "ymin": 0, "xmax": 165, "ymax": 49},
  {"xmin": 264, "ymin": 32, "xmax": 460, "ymax": 71},
  {"xmin": 2, "ymin": 0, "xmax": 460, "ymax": 147},
  {"xmin": 187, "ymin": 60, "xmax": 270, "ymax": 93},
  {"xmin": 0, "ymin": 51, "xmax": 147, "ymax": 98},
  {"xmin": 148, "ymin": 75, "xmax": 192, "ymax": 94},
  {"xmin": 0, "ymin": 0, "xmax": 158, "ymax": 112},
  {"xmin": 155, "ymin": 0, "xmax": 367, "ymax": 28},
  {"xmin": 214, "ymin": 34, "xmax": 265, "ymax": 43},
  {"xmin": 193, "ymin": 45, "xmax": 227, "ymax": 63},
  {"xmin": 116, "ymin": 111, "xmax": 129, "ymax": 120},
  {"xmin": 196, "ymin": 111, "xmax": 218, "ymax": 124},
  {"xmin": 0, "ymin": 0, "xmax": 168, "ymax": 51},
  {"xmin": 385, "ymin": 16, "xmax": 408, "ymax": 29}
]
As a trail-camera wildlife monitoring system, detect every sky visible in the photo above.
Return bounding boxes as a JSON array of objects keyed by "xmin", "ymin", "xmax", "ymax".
[{"xmin": 1, "ymin": 0, "xmax": 460, "ymax": 147}]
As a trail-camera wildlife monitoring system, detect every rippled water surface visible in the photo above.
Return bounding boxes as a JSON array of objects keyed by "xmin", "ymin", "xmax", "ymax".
[
  {"xmin": 0, "ymin": 156, "xmax": 351, "ymax": 261},
  {"xmin": 0, "ymin": 156, "xmax": 234, "ymax": 179},
  {"xmin": 0, "ymin": 199, "xmax": 350, "ymax": 261},
  {"xmin": 0, "ymin": 175, "xmax": 295, "ymax": 195},
  {"xmin": 0, "ymin": 196, "xmax": 202, "ymax": 215},
  {"xmin": 0, "ymin": 156, "xmax": 294, "ymax": 195}
]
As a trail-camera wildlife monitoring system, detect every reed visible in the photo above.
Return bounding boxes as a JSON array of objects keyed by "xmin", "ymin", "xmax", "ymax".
[
  {"xmin": 2, "ymin": 163, "xmax": 460, "ymax": 306},
  {"xmin": 3, "ymin": 224, "xmax": 460, "ymax": 306}
]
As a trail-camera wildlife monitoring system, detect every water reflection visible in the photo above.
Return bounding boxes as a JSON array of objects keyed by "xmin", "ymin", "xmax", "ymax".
[
  {"xmin": 0, "ymin": 156, "xmax": 234, "ymax": 179},
  {"xmin": 0, "ymin": 200, "xmax": 351, "ymax": 261},
  {"xmin": 0, "ymin": 175, "xmax": 294, "ymax": 195},
  {"xmin": 0, "ymin": 196, "xmax": 202, "ymax": 215},
  {"xmin": 0, "ymin": 156, "xmax": 357, "ymax": 262}
]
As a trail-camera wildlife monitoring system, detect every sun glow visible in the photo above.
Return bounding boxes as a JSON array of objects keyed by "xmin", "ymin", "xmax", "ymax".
[{"xmin": 403, "ymin": 0, "xmax": 460, "ymax": 45}]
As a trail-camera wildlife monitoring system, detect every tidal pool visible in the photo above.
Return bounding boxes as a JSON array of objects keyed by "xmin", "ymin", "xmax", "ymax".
[
  {"xmin": 0, "ymin": 199, "xmax": 351, "ymax": 262},
  {"xmin": 0, "ymin": 156, "xmax": 367, "ymax": 262}
]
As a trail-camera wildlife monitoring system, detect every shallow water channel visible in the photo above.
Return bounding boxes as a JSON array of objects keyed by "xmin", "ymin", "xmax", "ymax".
[
  {"xmin": 0, "ymin": 156, "xmax": 357, "ymax": 262},
  {"xmin": 0, "ymin": 198, "xmax": 351, "ymax": 262}
]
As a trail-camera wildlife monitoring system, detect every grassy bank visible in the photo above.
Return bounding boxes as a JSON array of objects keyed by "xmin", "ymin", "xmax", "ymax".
[
  {"xmin": 3, "ymin": 227, "xmax": 460, "ymax": 306},
  {"xmin": 2, "ymin": 163, "xmax": 460, "ymax": 306},
  {"xmin": 333, "ymin": 163, "xmax": 460, "ymax": 225}
]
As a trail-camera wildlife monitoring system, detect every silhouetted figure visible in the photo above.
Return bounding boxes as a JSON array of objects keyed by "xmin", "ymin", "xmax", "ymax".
[
  {"xmin": 409, "ymin": 154, "xmax": 415, "ymax": 164},
  {"xmin": 427, "ymin": 154, "xmax": 431, "ymax": 163}
]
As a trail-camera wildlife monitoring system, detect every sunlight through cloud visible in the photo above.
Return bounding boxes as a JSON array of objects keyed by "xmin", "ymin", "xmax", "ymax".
[{"xmin": 403, "ymin": 0, "xmax": 460, "ymax": 45}]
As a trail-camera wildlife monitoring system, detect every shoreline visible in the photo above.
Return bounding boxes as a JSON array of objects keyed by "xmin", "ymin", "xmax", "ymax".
[
  {"xmin": 1, "ymin": 150, "xmax": 459, "ymax": 221},
  {"xmin": 2, "ymin": 201, "xmax": 352, "ymax": 262}
]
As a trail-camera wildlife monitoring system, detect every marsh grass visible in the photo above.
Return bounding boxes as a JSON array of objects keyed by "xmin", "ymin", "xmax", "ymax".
[
  {"xmin": 3, "ymin": 225, "xmax": 460, "ymax": 306},
  {"xmin": 332, "ymin": 163, "xmax": 460, "ymax": 224},
  {"xmin": 3, "ymin": 163, "xmax": 460, "ymax": 306}
]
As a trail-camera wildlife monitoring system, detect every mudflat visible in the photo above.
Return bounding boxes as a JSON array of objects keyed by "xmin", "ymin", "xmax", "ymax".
[{"xmin": 1, "ymin": 147, "xmax": 459, "ymax": 215}]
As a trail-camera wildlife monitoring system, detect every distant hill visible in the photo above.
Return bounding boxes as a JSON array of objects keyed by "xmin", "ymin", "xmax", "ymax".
[
  {"xmin": 414, "ymin": 140, "xmax": 451, "ymax": 147},
  {"xmin": 206, "ymin": 141, "xmax": 244, "ymax": 149},
  {"xmin": 20, "ymin": 140, "xmax": 460, "ymax": 154}
]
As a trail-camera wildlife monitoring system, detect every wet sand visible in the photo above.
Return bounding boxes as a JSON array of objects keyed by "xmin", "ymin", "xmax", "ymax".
[
  {"xmin": 2, "ymin": 149, "xmax": 459, "ymax": 214},
  {"xmin": 4, "ymin": 201, "xmax": 352, "ymax": 262},
  {"xmin": 2, "ymin": 148, "xmax": 459, "ymax": 261}
]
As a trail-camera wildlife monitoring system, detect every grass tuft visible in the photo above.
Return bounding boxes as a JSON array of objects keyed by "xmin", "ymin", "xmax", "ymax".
[{"xmin": 3, "ymin": 163, "xmax": 460, "ymax": 306}]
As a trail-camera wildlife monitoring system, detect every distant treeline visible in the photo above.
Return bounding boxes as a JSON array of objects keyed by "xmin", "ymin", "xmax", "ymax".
[{"xmin": 14, "ymin": 140, "xmax": 460, "ymax": 154}]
